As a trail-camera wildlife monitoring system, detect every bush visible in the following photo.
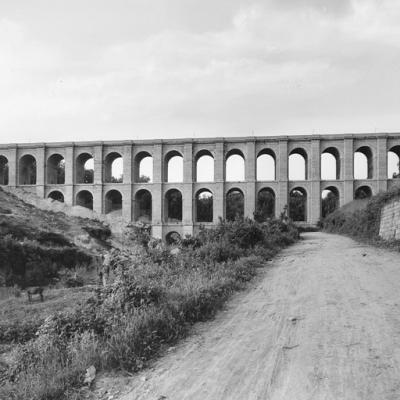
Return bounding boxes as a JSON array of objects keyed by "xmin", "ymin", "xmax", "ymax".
[
  {"xmin": 1, "ymin": 217, "xmax": 299, "ymax": 400},
  {"xmin": 0, "ymin": 235, "xmax": 93, "ymax": 287}
]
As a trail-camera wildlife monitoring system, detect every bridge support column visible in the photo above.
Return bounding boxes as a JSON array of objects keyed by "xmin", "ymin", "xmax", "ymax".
[
  {"xmin": 36, "ymin": 146, "xmax": 45, "ymax": 198},
  {"xmin": 377, "ymin": 137, "xmax": 388, "ymax": 193},
  {"xmin": 245, "ymin": 141, "xmax": 256, "ymax": 219},
  {"xmin": 309, "ymin": 139, "xmax": 321, "ymax": 224},
  {"xmin": 93, "ymin": 145, "xmax": 104, "ymax": 214},
  {"xmin": 152, "ymin": 143, "xmax": 163, "ymax": 239},
  {"xmin": 122, "ymin": 145, "xmax": 132, "ymax": 221},
  {"xmin": 214, "ymin": 142, "xmax": 225, "ymax": 222},
  {"xmin": 93, "ymin": 185, "xmax": 103, "ymax": 215},
  {"xmin": 277, "ymin": 140, "xmax": 288, "ymax": 218},
  {"xmin": 343, "ymin": 138, "xmax": 354, "ymax": 205},
  {"xmin": 64, "ymin": 146, "xmax": 74, "ymax": 206},
  {"xmin": 183, "ymin": 143, "xmax": 194, "ymax": 236},
  {"xmin": 8, "ymin": 147, "xmax": 17, "ymax": 187}
]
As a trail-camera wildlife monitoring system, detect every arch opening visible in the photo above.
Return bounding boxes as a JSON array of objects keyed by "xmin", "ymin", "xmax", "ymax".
[
  {"xmin": 105, "ymin": 152, "xmax": 123, "ymax": 183},
  {"xmin": 76, "ymin": 190, "xmax": 93, "ymax": 210},
  {"xmin": 196, "ymin": 151, "xmax": 214, "ymax": 182},
  {"xmin": 321, "ymin": 147, "xmax": 340, "ymax": 180},
  {"xmin": 76, "ymin": 153, "xmax": 94, "ymax": 184},
  {"xmin": 289, "ymin": 187, "xmax": 307, "ymax": 222},
  {"xmin": 165, "ymin": 189, "xmax": 182, "ymax": 222},
  {"xmin": 354, "ymin": 146, "xmax": 373, "ymax": 179},
  {"xmin": 135, "ymin": 152, "xmax": 153, "ymax": 183},
  {"xmin": 19, "ymin": 154, "xmax": 37, "ymax": 185},
  {"xmin": 48, "ymin": 190, "xmax": 64, "ymax": 203},
  {"xmin": 255, "ymin": 188, "xmax": 275, "ymax": 222},
  {"xmin": 196, "ymin": 190, "xmax": 213, "ymax": 222},
  {"xmin": 47, "ymin": 154, "xmax": 65, "ymax": 184},
  {"xmin": 355, "ymin": 186, "xmax": 372, "ymax": 200},
  {"xmin": 135, "ymin": 189, "xmax": 152, "ymax": 222},
  {"xmin": 388, "ymin": 145, "xmax": 400, "ymax": 178},
  {"xmin": 289, "ymin": 148, "xmax": 307, "ymax": 180},
  {"xmin": 257, "ymin": 149, "xmax": 276, "ymax": 181},
  {"xmin": 105, "ymin": 190, "xmax": 122, "ymax": 215},
  {"xmin": 321, "ymin": 186, "xmax": 339, "ymax": 218},
  {"xmin": 226, "ymin": 150, "xmax": 245, "ymax": 182},
  {"xmin": 166, "ymin": 231, "xmax": 181, "ymax": 245},
  {"xmin": 0, "ymin": 156, "xmax": 9, "ymax": 185},
  {"xmin": 166, "ymin": 151, "xmax": 183, "ymax": 183},
  {"xmin": 226, "ymin": 188, "xmax": 244, "ymax": 221}
]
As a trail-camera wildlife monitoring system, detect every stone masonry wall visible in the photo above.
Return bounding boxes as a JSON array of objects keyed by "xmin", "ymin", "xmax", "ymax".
[{"xmin": 379, "ymin": 198, "xmax": 400, "ymax": 240}]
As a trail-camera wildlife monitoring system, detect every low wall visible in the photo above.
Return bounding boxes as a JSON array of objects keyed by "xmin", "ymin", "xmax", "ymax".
[{"xmin": 379, "ymin": 198, "xmax": 400, "ymax": 240}]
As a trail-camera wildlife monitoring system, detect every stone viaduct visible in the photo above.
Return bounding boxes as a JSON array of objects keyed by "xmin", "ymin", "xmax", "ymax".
[{"xmin": 0, "ymin": 132, "xmax": 400, "ymax": 240}]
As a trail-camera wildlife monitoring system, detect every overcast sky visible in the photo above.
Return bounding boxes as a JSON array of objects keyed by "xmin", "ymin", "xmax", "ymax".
[{"xmin": 0, "ymin": 0, "xmax": 400, "ymax": 144}]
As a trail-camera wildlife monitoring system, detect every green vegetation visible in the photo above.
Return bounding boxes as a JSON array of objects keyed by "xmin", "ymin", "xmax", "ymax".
[
  {"xmin": 321, "ymin": 186, "xmax": 400, "ymax": 241},
  {"xmin": 0, "ymin": 287, "xmax": 94, "ymax": 344},
  {"xmin": 0, "ymin": 218, "xmax": 298, "ymax": 400},
  {"xmin": 0, "ymin": 187, "xmax": 110, "ymax": 287}
]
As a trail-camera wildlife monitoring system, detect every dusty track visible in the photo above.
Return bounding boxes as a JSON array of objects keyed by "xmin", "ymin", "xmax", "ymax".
[{"xmin": 119, "ymin": 232, "xmax": 400, "ymax": 400}]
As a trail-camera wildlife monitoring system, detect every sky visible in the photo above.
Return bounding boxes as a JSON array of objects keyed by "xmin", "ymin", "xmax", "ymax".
[{"xmin": 0, "ymin": 0, "xmax": 400, "ymax": 144}]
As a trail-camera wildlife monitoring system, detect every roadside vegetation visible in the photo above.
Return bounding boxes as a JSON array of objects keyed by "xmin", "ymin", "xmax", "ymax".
[
  {"xmin": 0, "ymin": 187, "xmax": 110, "ymax": 287},
  {"xmin": 321, "ymin": 186, "xmax": 400, "ymax": 244},
  {"xmin": 0, "ymin": 217, "xmax": 298, "ymax": 400}
]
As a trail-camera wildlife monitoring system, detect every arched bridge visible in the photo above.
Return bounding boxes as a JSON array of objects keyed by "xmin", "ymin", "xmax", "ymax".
[{"xmin": 0, "ymin": 132, "xmax": 399, "ymax": 239}]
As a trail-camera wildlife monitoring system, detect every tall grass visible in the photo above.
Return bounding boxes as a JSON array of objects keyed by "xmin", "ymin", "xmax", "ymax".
[{"xmin": 1, "ymin": 218, "xmax": 298, "ymax": 400}]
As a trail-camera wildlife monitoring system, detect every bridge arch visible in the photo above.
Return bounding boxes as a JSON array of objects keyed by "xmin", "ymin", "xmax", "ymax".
[
  {"xmin": 388, "ymin": 145, "xmax": 400, "ymax": 178},
  {"xmin": 354, "ymin": 185, "xmax": 372, "ymax": 200},
  {"xmin": 165, "ymin": 188, "xmax": 182, "ymax": 222},
  {"xmin": 257, "ymin": 149, "xmax": 276, "ymax": 181},
  {"xmin": 76, "ymin": 190, "xmax": 93, "ymax": 209},
  {"xmin": 19, "ymin": 154, "xmax": 37, "ymax": 185},
  {"xmin": 195, "ymin": 150, "xmax": 214, "ymax": 182},
  {"xmin": 134, "ymin": 189, "xmax": 152, "ymax": 222},
  {"xmin": 354, "ymin": 146, "xmax": 373, "ymax": 179},
  {"xmin": 48, "ymin": 190, "xmax": 64, "ymax": 203},
  {"xmin": 255, "ymin": 187, "xmax": 275, "ymax": 221},
  {"xmin": 47, "ymin": 153, "xmax": 65, "ymax": 184},
  {"xmin": 135, "ymin": 151, "xmax": 153, "ymax": 183},
  {"xmin": 166, "ymin": 231, "xmax": 181, "ymax": 245},
  {"xmin": 321, "ymin": 147, "xmax": 340, "ymax": 180},
  {"xmin": 226, "ymin": 187, "xmax": 244, "ymax": 221},
  {"xmin": 196, "ymin": 189, "xmax": 213, "ymax": 222},
  {"xmin": 0, "ymin": 155, "xmax": 9, "ymax": 185},
  {"xmin": 226, "ymin": 149, "xmax": 245, "ymax": 182},
  {"xmin": 76, "ymin": 153, "xmax": 94, "ymax": 184},
  {"xmin": 165, "ymin": 151, "xmax": 183, "ymax": 183},
  {"xmin": 321, "ymin": 186, "xmax": 339, "ymax": 218},
  {"xmin": 289, "ymin": 187, "xmax": 307, "ymax": 221},
  {"xmin": 104, "ymin": 152, "xmax": 123, "ymax": 183},
  {"xmin": 289, "ymin": 148, "xmax": 308, "ymax": 180},
  {"xmin": 105, "ymin": 189, "xmax": 122, "ymax": 214}
]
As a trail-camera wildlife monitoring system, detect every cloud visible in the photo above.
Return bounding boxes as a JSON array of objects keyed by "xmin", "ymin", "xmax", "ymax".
[{"xmin": 0, "ymin": 0, "xmax": 399, "ymax": 143}]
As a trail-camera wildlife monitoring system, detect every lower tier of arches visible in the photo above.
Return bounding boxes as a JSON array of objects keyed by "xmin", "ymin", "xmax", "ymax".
[{"xmin": 2, "ymin": 179, "xmax": 394, "ymax": 239}]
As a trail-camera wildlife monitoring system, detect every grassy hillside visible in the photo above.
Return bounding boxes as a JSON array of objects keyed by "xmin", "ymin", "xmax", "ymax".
[
  {"xmin": 0, "ymin": 187, "xmax": 111, "ymax": 287},
  {"xmin": 321, "ymin": 185, "xmax": 400, "ymax": 241}
]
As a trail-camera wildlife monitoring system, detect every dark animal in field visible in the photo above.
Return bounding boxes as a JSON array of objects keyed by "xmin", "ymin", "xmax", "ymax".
[{"xmin": 26, "ymin": 287, "xmax": 44, "ymax": 302}]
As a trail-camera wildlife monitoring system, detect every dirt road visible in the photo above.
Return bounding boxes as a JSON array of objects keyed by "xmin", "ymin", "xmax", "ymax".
[{"xmin": 119, "ymin": 232, "xmax": 400, "ymax": 400}]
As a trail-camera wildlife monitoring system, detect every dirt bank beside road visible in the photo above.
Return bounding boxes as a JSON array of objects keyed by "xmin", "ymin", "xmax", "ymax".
[{"xmin": 115, "ymin": 232, "xmax": 400, "ymax": 400}]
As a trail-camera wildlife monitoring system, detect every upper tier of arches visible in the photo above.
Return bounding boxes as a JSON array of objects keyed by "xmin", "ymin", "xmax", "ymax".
[{"xmin": 1, "ymin": 139, "xmax": 400, "ymax": 186}]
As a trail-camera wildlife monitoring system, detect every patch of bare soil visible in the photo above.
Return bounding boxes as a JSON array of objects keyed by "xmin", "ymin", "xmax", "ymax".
[{"xmin": 96, "ymin": 232, "xmax": 400, "ymax": 400}]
